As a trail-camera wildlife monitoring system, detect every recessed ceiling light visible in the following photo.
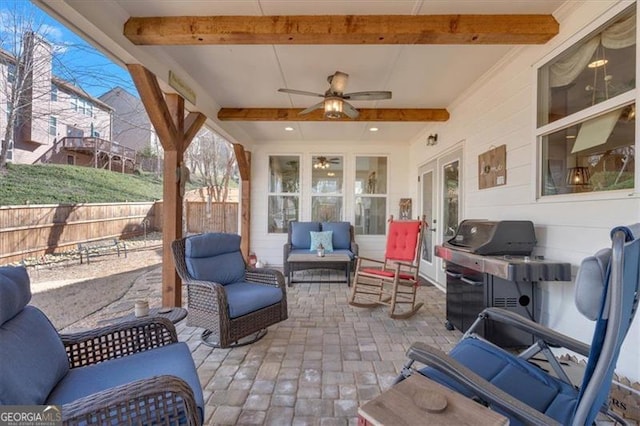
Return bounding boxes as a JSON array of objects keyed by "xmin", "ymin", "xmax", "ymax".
[
  {"xmin": 285, "ymin": 126, "xmax": 294, "ymax": 131},
  {"xmin": 369, "ymin": 127, "xmax": 379, "ymax": 132}
]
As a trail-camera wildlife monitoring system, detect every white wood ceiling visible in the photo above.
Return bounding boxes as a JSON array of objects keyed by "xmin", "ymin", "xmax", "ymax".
[{"xmin": 39, "ymin": 0, "xmax": 565, "ymax": 146}]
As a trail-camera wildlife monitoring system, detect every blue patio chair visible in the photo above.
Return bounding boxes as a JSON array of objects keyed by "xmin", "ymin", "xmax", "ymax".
[{"xmin": 396, "ymin": 224, "xmax": 640, "ymax": 425}]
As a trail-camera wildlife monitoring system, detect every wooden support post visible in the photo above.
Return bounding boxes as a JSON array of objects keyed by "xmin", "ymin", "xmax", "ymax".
[
  {"xmin": 128, "ymin": 64, "xmax": 206, "ymax": 308},
  {"xmin": 233, "ymin": 144, "xmax": 251, "ymax": 260}
]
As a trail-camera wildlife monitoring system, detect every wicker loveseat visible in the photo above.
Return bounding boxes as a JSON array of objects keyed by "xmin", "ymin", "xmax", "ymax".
[
  {"xmin": 0, "ymin": 266, "xmax": 203, "ymax": 425},
  {"xmin": 283, "ymin": 221, "xmax": 358, "ymax": 277}
]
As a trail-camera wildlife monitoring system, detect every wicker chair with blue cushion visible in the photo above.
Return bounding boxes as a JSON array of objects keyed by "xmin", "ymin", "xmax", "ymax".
[
  {"xmin": 397, "ymin": 224, "xmax": 640, "ymax": 425},
  {"xmin": 0, "ymin": 265, "xmax": 203, "ymax": 425},
  {"xmin": 172, "ymin": 233, "xmax": 288, "ymax": 348}
]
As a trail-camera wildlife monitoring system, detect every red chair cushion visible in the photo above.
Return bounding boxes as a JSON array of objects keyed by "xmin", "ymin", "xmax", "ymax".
[{"xmin": 385, "ymin": 221, "xmax": 422, "ymax": 262}]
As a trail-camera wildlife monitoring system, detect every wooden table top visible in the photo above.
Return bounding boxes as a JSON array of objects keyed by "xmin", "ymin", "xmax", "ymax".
[{"xmin": 358, "ymin": 374, "xmax": 509, "ymax": 426}]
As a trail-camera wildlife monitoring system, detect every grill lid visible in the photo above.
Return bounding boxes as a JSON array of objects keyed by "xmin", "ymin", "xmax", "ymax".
[{"xmin": 444, "ymin": 219, "xmax": 537, "ymax": 256}]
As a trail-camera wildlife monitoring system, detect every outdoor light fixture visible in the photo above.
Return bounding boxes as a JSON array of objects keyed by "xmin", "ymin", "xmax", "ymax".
[
  {"xmin": 426, "ymin": 134, "xmax": 438, "ymax": 146},
  {"xmin": 324, "ymin": 97, "xmax": 343, "ymax": 119}
]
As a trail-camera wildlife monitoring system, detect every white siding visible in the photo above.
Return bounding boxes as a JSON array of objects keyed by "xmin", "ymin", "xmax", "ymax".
[{"xmin": 408, "ymin": 1, "xmax": 640, "ymax": 380}]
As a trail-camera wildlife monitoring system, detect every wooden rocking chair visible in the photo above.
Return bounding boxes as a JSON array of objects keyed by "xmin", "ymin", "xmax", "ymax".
[{"xmin": 348, "ymin": 216, "xmax": 427, "ymax": 319}]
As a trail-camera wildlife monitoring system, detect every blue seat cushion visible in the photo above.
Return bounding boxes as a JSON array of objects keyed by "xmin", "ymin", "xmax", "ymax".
[
  {"xmin": 47, "ymin": 343, "xmax": 204, "ymax": 423},
  {"xmin": 224, "ymin": 282, "xmax": 283, "ymax": 319},
  {"xmin": 322, "ymin": 222, "xmax": 351, "ymax": 250},
  {"xmin": 291, "ymin": 222, "xmax": 321, "ymax": 249},
  {"xmin": 0, "ymin": 306, "xmax": 70, "ymax": 405},
  {"xmin": 0, "ymin": 266, "xmax": 32, "ymax": 325},
  {"xmin": 419, "ymin": 338, "xmax": 578, "ymax": 426},
  {"xmin": 185, "ymin": 233, "xmax": 245, "ymax": 285}
]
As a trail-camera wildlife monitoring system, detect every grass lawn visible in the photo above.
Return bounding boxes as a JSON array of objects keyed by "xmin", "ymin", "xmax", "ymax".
[{"xmin": 0, "ymin": 164, "xmax": 165, "ymax": 205}]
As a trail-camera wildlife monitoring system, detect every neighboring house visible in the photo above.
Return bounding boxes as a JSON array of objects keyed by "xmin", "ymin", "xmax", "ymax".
[
  {"xmin": 0, "ymin": 32, "xmax": 135, "ymax": 173},
  {"xmin": 99, "ymin": 86, "xmax": 161, "ymax": 172}
]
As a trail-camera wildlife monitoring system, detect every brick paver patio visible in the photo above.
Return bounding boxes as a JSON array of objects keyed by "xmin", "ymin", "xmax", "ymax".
[{"xmin": 68, "ymin": 266, "xmax": 461, "ymax": 425}]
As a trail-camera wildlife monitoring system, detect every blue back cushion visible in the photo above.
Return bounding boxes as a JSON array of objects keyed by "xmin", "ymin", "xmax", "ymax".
[
  {"xmin": 0, "ymin": 266, "xmax": 32, "ymax": 325},
  {"xmin": 185, "ymin": 233, "xmax": 246, "ymax": 285},
  {"xmin": 0, "ymin": 306, "xmax": 70, "ymax": 405},
  {"xmin": 322, "ymin": 222, "xmax": 351, "ymax": 250},
  {"xmin": 291, "ymin": 222, "xmax": 321, "ymax": 249}
]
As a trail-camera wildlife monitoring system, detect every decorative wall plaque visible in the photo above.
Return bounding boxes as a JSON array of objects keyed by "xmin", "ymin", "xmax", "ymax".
[{"xmin": 478, "ymin": 145, "xmax": 507, "ymax": 190}]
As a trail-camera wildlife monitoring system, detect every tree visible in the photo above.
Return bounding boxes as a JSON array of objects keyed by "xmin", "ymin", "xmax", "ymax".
[
  {"xmin": 186, "ymin": 128, "xmax": 238, "ymax": 203},
  {"xmin": 0, "ymin": 2, "xmax": 141, "ymax": 172},
  {"xmin": 0, "ymin": 5, "xmax": 55, "ymax": 171}
]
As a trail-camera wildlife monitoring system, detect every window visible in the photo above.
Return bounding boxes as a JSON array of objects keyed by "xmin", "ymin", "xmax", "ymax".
[
  {"xmin": 268, "ymin": 155, "xmax": 300, "ymax": 233},
  {"xmin": 354, "ymin": 156, "xmax": 387, "ymax": 235},
  {"xmin": 67, "ymin": 155, "xmax": 75, "ymax": 165},
  {"xmin": 92, "ymin": 130, "xmax": 100, "ymax": 138},
  {"xmin": 7, "ymin": 63, "xmax": 16, "ymax": 84},
  {"xmin": 6, "ymin": 102, "xmax": 12, "ymax": 121},
  {"xmin": 71, "ymin": 96, "xmax": 77, "ymax": 111},
  {"xmin": 49, "ymin": 116, "xmax": 57, "ymax": 136},
  {"xmin": 51, "ymin": 84, "xmax": 57, "ymax": 101},
  {"xmin": 311, "ymin": 155, "xmax": 343, "ymax": 222},
  {"xmin": 537, "ymin": 6, "xmax": 636, "ymax": 196}
]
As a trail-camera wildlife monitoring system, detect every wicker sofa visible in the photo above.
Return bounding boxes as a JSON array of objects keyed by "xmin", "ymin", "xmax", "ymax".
[
  {"xmin": 283, "ymin": 221, "xmax": 359, "ymax": 277},
  {"xmin": 0, "ymin": 266, "xmax": 203, "ymax": 425}
]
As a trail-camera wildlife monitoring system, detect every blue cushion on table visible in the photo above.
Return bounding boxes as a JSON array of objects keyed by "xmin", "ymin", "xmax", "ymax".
[
  {"xmin": 310, "ymin": 231, "xmax": 333, "ymax": 252},
  {"xmin": 419, "ymin": 338, "xmax": 578, "ymax": 426},
  {"xmin": 47, "ymin": 343, "xmax": 204, "ymax": 423},
  {"xmin": 0, "ymin": 306, "xmax": 70, "ymax": 405},
  {"xmin": 291, "ymin": 222, "xmax": 321, "ymax": 249},
  {"xmin": 322, "ymin": 222, "xmax": 351, "ymax": 250},
  {"xmin": 224, "ymin": 282, "xmax": 283, "ymax": 319},
  {"xmin": 185, "ymin": 233, "xmax": 245, "ymax": 285},
  {"xmin": 0, "ymin": 266, "xmax": 31, "ymax": 325}
]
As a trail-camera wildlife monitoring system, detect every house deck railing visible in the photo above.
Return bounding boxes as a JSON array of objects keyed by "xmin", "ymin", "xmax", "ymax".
[{"xmin": 61, "ymin": 137, "xmax": 137, "ymax": 163}]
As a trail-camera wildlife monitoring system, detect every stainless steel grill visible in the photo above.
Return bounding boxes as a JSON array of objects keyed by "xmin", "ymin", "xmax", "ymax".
[{"xmin": 437, "ymin": 220, "xmax": 571, "ymax": 347}]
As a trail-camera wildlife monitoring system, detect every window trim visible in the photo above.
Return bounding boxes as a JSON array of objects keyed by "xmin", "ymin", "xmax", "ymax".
[
  {"xmin": 267, "ymin": 154, "xmax": 301, "ymax": 234},
  {"xmin": 354, "ymin": 155, "xmax": 389, "ymax": 236},
  {"xmin": 49, "ymin": 116, "xmax": 57, "ymax": 136},
  {"xmin": 534, "ymin": 3, "xmax": 637, "ymax": 200}
]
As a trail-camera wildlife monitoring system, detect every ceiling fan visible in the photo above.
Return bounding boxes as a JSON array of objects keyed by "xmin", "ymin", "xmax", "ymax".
[
  {"xmin": 278, "ymin": 71, "xmax": 392, "ymax": 119},
  {"xmin": 313, "ymin": 156, "xmax": 340, "ymax": 169}
]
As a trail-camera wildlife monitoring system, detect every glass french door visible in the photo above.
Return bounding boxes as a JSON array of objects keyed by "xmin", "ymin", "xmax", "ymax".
[
  {"xmin": 419, "ymin": 160, "xmax": 437, "ymax": 281},
  {"xmin": 419, "ymin": 147, "xmax": 463, "ymax": 287}
]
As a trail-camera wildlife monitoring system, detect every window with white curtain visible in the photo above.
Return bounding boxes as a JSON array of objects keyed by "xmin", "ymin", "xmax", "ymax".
[
  {"xmin": 268, "ymin": 155, "xmax": 300, "ymax": 233},
  {"xmin": 537, "ymin": 5, "xmax": 636, "ymax": 196},
  {"xmin": 311, "ymin": 155, "xmax": 343, "ymax": 222}
]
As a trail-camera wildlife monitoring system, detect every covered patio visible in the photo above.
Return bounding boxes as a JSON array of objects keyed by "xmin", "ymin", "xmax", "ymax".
[{"xmin": 25, "ymin": 0, "xmax": 640, "ymax": 424}]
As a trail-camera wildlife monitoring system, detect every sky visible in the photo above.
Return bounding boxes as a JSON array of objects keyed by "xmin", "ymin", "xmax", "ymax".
[{"xmin": 0, "ymin": 0, "xmax": 136, "ymax": 99}]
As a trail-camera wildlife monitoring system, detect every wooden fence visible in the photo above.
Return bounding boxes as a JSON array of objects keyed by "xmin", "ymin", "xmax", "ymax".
[{"xmin": 0, "ymin": 201, "xmax": 238, "ymax": 265}]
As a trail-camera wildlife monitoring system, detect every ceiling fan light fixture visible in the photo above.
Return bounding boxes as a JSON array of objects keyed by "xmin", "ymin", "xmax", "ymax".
[{"xmin": 324, "ymin": 97, "xmax": 343, "ymax": 119}]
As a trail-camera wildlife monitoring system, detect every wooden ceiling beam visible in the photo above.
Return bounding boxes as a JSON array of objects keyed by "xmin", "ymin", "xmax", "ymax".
[
  {"xmin": 124, "ymin": 14, "xmax": 558, "ymax": 45},
  {"xmin": 127, "ymin": 64, "xmax": 179, "ymax": 150},
  {"xmin": 218, "ymin": 108, "xmax": 449, "ymax": 122},
  {"xmin": 233, "ymin": 143, "xmax": 250, "ymax": 181},
  {"xmin": 183, "ymin": 111, "xmax": 207, "ymax": 149}
]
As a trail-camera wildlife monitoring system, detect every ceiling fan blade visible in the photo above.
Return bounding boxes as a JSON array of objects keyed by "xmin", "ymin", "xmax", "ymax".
[
  {"xmin": 299, "ymin": 101, "xmax": 324, "ymax": 115},
  {"xmin": 342, "ymin": 101, "xmax": 359, "ymax": 119},
  {"xmin": 344, "ymin": 91, "xmax": 392, "ymax": 101},
  {"xmin": 328, "ymin": 71, "xmax": 349, "ymax": 94},
  {"xmin": 278, "ymin": 88, "xmax": 324, "ymax": 98}
]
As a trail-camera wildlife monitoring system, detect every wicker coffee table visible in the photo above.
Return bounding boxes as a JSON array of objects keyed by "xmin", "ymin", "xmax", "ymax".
[{"xmin": 287, "ymin": 253, "xmax": 352, "ymax": 286}]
